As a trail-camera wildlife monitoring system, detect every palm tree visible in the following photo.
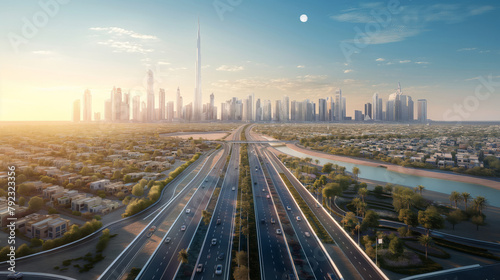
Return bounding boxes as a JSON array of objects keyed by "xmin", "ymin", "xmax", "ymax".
[
  {"xmin": 449, "ymin": 191, "xmax": 461, "ymax": 208},
  {"xmin": 461, "ymin": 192, "xmax": 471, "ymax": 211},
  {"xmin": 351, "ymin": 198, "xmax": 362, "ymax": 216},
  {"xmin": 416, "ymin": 185, "xmax": 425, "ymax": 195},
  {"xmin": 352, "ymin": 166, "xmax": 360, "ymax": 180},
  {"xmin": 418, "ymin": 235, "xmax": 433, "ymax": 259},
  {"xmin": 358, "ymin": 187, "xmax": 368, "ymax": 203},
  {"xmin": 473, "ymin": 196, "xmax": 487, "ymax": 215},
  {"xmin": 178, "ymin": 248, "xmax": 189, "ymax": 263}
]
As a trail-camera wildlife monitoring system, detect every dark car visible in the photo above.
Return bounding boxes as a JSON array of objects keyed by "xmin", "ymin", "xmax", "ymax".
[{"xmin": 218, "ymin": 253, "xmax": 225, "ymax": 260}]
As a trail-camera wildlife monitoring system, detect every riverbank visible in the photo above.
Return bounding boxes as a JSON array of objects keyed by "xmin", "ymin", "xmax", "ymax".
[{"xmin": 286, "ymin": 143, "xmax": 500, "ymax": 191}]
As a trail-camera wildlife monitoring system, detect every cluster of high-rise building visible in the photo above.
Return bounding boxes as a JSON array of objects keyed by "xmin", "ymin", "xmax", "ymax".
[{"xmin": 71, "ymin": 20, "xmax": 428, "ymax": 124}]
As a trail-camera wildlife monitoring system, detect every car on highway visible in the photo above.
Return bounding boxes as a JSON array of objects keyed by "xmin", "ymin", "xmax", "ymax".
[
  {"xmin": 261, "ymin": 219, "xmax": 265, "ymax": 224},
  {"xmin": 262, "ymin": 188, "xmax": 265, "ymax": 192},
  {"xmin": 266, "ymin": 195, "xmax": 270, "ymax": 199},
  {"xmin": 186, "ymin": 208, "xmax": 191, "ymax": 214},
  {"xmin": 218, "ymin": 253, "xmax": 225, "ymax": 260},
  {"xmin": 211, "ymin": 238, "xmax": 217, "ymax": 245},
  {"xmin": 216, "ymin": 219, "xmax": 221, "ymax": 225},
  {"xmin": 165, "ymin": 237, "xmax": 171, "ymax": 243},
  {"xmin": 7, "ymin": 272, "xmax": 23, "ymax": 280},
  {"xmin": 196, "ymin": 264, "xmax": 203, "ymax": 273},
  {"xmin": 304, "ymin": 232, "xmax": 310, "ymax": 237},
  {"xmin": 327, "ymin": 273, "xmax": 335, "ymax": 280},
  {"xmin": 205, "ymin": 179, "xmax": 208, "ymax": 182},
  {"xmin": 286, "ymin": 206, "xmax": 292, "ymax": 211},
  {"xmin": 296, "ymin": 216, "xmax": 301, "ymax": 221},
  {"xmin": 215, "ymin": 264, "xmax": 223, "ymax": 275},
  {"xmin": 254, "ymin": 182, "xmax": 257, "ymax": 185},
  {"xmin": 276, "ymin": 228, "xmax": 282, "ymax": 235},
  {"xmin": 271, "ymin": 218, "xmax": 276, "ymax": 224},
  {"xmin": 181, "ymin": 225, "xmax": 186, "ymax": 231},
  {"xmin": 232, "ymin": 187, "xmax": 235, "ymax": 191}
]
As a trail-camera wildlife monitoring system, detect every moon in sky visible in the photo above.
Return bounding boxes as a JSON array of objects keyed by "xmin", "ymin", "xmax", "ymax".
[{"xmin": 300, "ymin": 14, "xmax": 308, "ymax": 23}]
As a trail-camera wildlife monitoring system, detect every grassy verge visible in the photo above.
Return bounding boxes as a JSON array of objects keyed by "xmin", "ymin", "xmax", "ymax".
[
  {"xmin": 403, "ymin": 240, "xmax": 450, "ymax": 259},
  {"xmin": 432, "ymin": 237, "xmax": 500, "ymax": 260},
  {"xmin": 378, "ymin": 252, "xmax": 442, "ymax": 275},
  {"xmin": 279, "ymin": 174, "xmax": 334, "ymax": 244}
]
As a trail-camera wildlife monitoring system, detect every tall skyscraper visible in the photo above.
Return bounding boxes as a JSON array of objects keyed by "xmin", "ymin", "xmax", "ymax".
[
  {"xmin": 104, "ymin": 99, "xmax": 112, "ymax": 122},
  {"xmin": 318, "ymin": 99, "xmax": 327, "ymax": 121},
  {"xmin": 147, "ymin": 70, "xmax": 155, "ymax": 121},
  {"xmin": 193, "ymin": 19, "xmax": 202, "ymax": 121},
  {"xmin": 372, "ymin": 92, "xmax": 383, "ymax": 121},
  {"xmin": 335, "ymin": 89, "xmax": 344, "ymax": 121},
  {"xmin": 327, "ymin": 96, "xmax": 335, "ymax": 121},
  {"xmin": 159, "ymin": 88, "xmax": 165, "ymax": 120},
  {"xmin": 255, "ymin": 98, "xmax": 262, "ymax": 121},
  {"xmin": 73, "ymin": 99, "xmax": 80, "ymax": 122},
  {"xmin": 121, "ymin": 91, "xmax": 130, "ymax": 121},
  {"xmin": 83, "ymin": 89, "xmax": 92, "ymax": 122},
  {"xmin": 176, "ymin": 87, "xmax": 183, "ymax": 119},
  {"xmin": 417, "ymin": 99, "xmax": 427, "ymax": 123},
  {"xmin": 112, "ymin": 87, "xmax": 122, "ymax": 121},
  {"xmin": 132, "ymin": 95, "xmax": 141, "ymax": 122},
  {"xmin": 167, "ymin": 101, "xmax": 174, "ymax": 121},
  {"xmin": 364, "ymin": 103, "xmax": 372, "ymax": 120},
  {"xmin": 282, "ymin": 96, "xmax": 289, "ymax": 122},
  {"xmin": 209, "ymin": 93, "xmax": 215, "ymax": 120}
]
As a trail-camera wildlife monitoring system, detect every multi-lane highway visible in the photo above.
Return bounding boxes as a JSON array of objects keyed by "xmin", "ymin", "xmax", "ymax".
[
  {"xmin": 248, "ymin": 144, "xmax": 297, "ymax": 280},
  {"xmin": 135, "ymin": 145, "xmax": 230, "ymax": 280},
  {"xmin": 99, "ymin": 146, "xmax": 228, "ymax": 280},
  {"xmin": 191, "ymin": 128, "xmax": 244, "ymax": 280},
  {"xmin": 264, "ymin": 147, "xmax": 388, "ymax": 280}
]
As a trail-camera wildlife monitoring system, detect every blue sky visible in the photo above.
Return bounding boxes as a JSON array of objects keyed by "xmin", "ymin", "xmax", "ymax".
[{"xmin": 0, "ymin": 0, "xmax": 499, "ymax": 121}]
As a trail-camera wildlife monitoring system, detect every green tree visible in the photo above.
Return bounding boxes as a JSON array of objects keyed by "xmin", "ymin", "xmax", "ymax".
[
  {"xmin": 418, "ymin": 206, "xmax": 445, "ymax": 235},
  {"xmin": 389, "ymin": 237, "xmax": 404, "ymax": 258},
  {"xmin": 18, "ymin": 197, "xmax": 26, "ymax": 206},
  {"xmin": 446, "ymin": 209, "xmax": 465, "ymax": 230},
  {"xmin": 341, "ymin": 212, "xmax": 358, "ymax": 232},
  {"xmin": 449, "ymin": 191, "xmax": 461, "ymax": 208},
  {"xmin": 418, "ymin": 235, "xmax": 433, "ymax": 259},
  {"xmin": 178, "ymin": 248, "xmax": 188, "ymax": 263},
  {"xmin": 361, "ymin": 210, "xmax": 379, "ymax": 230},
  {"xmin": 472, "ymin": 196, "xmax": 487, "ymax": 215},
  {"xmin": 123, "ymin": 175, "xmax": 132, "ymax": 183},
  {"xmin": 233, "ymin": 250, "xmax": 248, "ymax": 267},
  {"xmin": 461, "ymin": 192, "xmax": 471, "ymax": 211},
  {"xmin": 471, "ymin": 215, "xmax": 485, "ymax": 231},
  {"xmin": 202, "ymin": 210, "xmax": 212, "ymax": 225},
  {"xmin": 16, "ymin": 243, "xmax": 32, "ymax": 257},
  {"xmin": 30, "ymin": 238, "xmax": 43, "ymax": 247},
  {"xmin": 132, "ymin": 184, "xmax": 144, "ymax": 197},
  {"xmin": 233, "ymin": 265, "xmax": 249, "ymax": 280},
  {"xmin": 398, "ymin": 209, "xmax": 418, "ymax": 231},
  {"xmin": 416, "ymin": 185, "xmax": 425, "ymax": 195},
  {"xmin": 18, "ymin": 183, "xmax": 35, "ymax": 196},
  {"xmin": 352, "ymin": 166, "xmax": 360, "ymax": 180},
  {"xmin": 358, "ymin": 187, "xmax": 368, "ymax": 203},
  {"xmin": 28, "ymin": 196, "xmax": 44, "ymax": 211},
  {"xmin": 111, "ymin": 170, "xmax": 122, "ymax": 180}
]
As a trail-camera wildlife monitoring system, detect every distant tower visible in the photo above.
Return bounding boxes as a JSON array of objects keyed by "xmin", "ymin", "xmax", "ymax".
[
  {"xmin": 176, "ymin": 87, "xmax": 183, "ymax": 119},
  {"xmin": 73, "ymin": 99, "xmax": 80, "ymax": 122},
  {"xmin": 417, "ymin": 99, "xmax": 427, "ymax": 123},
  {"xmin": 147, "ymin": 69, "xmax": 155, "ymax": 122},
  {"xmin": 83, "ymin": 89, "xmax": 92, "ymax": 122},
  {"xmin": 159, "ymin": 88, "xmax": 165, "ymax": 120},
  {"xmin": 193, "ymin": 18, "xmax": 202, "ymax": 121}
]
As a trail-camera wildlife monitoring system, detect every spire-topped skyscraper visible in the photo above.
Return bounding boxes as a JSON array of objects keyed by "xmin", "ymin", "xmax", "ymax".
[{"xmin": 193, "ymin": 18, "xmax": 202, "ymax": 121}]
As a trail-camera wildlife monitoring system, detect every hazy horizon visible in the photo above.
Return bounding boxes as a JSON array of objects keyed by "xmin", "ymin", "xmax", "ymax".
[{"xmin": 1, "ymin": 0, "xmax": 499, "ymax": 121}]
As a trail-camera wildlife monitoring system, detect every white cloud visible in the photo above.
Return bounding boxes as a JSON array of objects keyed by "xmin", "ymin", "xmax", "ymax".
[
  {"xmin": 297, "ymin": 65, "xmax": 305, "ymax": 68},
  {"xmin": 158, "ymin": 61, "xmax": 171, "ymax": 65},
  {"xmin": 90, "ymin": 27, "xmax": 158, "ymax": 40},
  {"xmin": 216, "ymin": 65, "xmax": 244, "ymax": 72},
  {"xmin": 202, "ymin": 65, "xmax": 211, "ymax": 69},
  {"xmin": 343, "ymin": 69, "xmax": 354, "ymax": 73},
  {"xmin": 415, "ymin": 61, "xmax": 429, "ymax": 64},
  {"xmin": 399, "ymin": 60, "xmax": 411, "ymax": 64},
  {"xmin": 97, "ymin": 39, "xmax": 153, "ymax": 54},
  {"xmin": 343, "ymin": 79, "xmax": 356, "ymax": 84},
  {"xmin": 457, "ymin": 47, "xmax": 477, "ymax": 51},
  {"xmin": 386, "ymin": 62, "xmax": 394, "ymax": 65},
  {"xmin": 469, "ymin": 5, "xmax": 495, "ymax": 16},
  {"xmin": 375, "ymin": 58, "xmax": 385, "ymax": 62},
  {"xmin": 32, "ymin": 50, "xmax": 54, "ymax": 55}
]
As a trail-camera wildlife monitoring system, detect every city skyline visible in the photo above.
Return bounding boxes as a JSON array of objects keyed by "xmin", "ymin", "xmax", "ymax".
[{"xmin": 1, "ymin": 1, "xmax": 499, "ymax": 121}]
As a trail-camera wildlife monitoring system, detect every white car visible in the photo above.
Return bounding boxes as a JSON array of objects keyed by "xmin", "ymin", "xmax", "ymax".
[
  {"xmin": 296, "ymin": 216, "xmax": 301, "ymax": 221},
  {"xmin": 196, "ymin": 264, "xmax": 203, "ymax": 273},
  {"xmin": 271, "ymin": 218, "xmax": 276, "ymax": 224},
  {"xmin": 232, "ymin": 187, "xmax": 235, "ymax": 191},
  {"xmin": 262, "ymin": 188, "xmax": 266, "ymax": 192},
  {"xmin": 266, "ymin": 195, "xmax": 270, "ymax": 199},
  {"xmin": 211, "ymin": 238, "xmax": 217, "ymax": 245},
  {"xmin": 186, "ymin": 208, "xmax": 191, "ymax": 214},
  {"xmin": 181, "ymin": 225, "xmax": 186, "ymax": 231},
  {"xmin": 305, "ymin": 232, "xmax": 311, "ymax": 237},
  {"xmin": 276, "ymin": 228, "xmax": 282, "ymax": 235},
  {"xmin": 215, "ymin": 264, "xmax": 223, "ymax": 275},
  {"xmin": 286, "ymin": 206, "xmax": 292, "ymax": 211},
  {"xmin": 165, "ymin": 237, "xmax": 171, "ymax": 243}
]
